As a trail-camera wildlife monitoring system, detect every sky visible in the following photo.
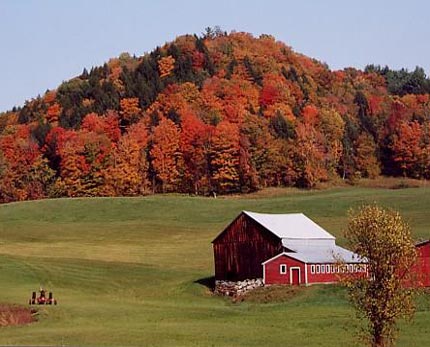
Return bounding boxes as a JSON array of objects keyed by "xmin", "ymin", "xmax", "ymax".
[{"xmin": 1, "ymin": 0, "xmax": 429, "ymax": 112}]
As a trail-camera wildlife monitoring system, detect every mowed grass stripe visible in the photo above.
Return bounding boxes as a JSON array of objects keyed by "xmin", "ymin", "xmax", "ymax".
[{"xmin": 0, "ymin": 186, "xmax": 429, "ymax": 346}]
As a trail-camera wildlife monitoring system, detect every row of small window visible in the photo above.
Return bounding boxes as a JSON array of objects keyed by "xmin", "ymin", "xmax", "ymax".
[{"xmin": 310, "ymin": 264, "xmax": 367, "ymax": 275}]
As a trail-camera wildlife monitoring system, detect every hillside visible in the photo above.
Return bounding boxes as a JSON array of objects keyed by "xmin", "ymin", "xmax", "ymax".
[
  {"xmin": 1, "ymin": 29, "xmax": 430, "ymax": 203},
  {"xmin": 0, "ymin": 188, "xmax": 430, "ymax": 346}
]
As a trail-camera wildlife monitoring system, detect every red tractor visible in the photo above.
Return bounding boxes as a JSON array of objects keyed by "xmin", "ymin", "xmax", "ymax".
[{"xmin": 29, "ymin": 288, "xmax": 57, "ymax": 305}]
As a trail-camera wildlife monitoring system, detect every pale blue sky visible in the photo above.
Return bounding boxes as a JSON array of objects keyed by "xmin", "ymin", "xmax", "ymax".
[{"xmin": 1, "ymin": 0, "xmax": 429, "ymax": 112}]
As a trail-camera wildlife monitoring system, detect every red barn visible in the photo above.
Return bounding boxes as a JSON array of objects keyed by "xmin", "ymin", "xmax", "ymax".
[
  {"xmin": 213, "ymin": 211, "xmax": 366, "ymax": 285},
  {"xmin": 414, "ymin": 240, "xmax": 430, "ymax": 287}
]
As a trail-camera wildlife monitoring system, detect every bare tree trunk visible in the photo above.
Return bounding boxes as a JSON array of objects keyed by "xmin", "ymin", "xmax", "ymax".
[{"xmin": 372, "ymin": 323, "xmax": 385, "ymax": 347}]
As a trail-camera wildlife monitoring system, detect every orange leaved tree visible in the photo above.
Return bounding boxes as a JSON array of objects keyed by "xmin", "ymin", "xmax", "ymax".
[{"xmin": 150, "ymin": 117, "xmax": 183, "ymax": 192}]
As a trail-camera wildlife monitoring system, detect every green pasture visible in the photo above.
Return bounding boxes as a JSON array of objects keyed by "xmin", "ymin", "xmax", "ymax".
[{"xmin": 0, "ymin": 187, "xmax": 429, "ymax": 346}]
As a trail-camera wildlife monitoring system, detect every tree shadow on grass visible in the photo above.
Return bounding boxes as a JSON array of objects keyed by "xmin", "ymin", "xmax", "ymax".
[{"xmin": 194, "ymin": 276, "xmax": 215, "ymax": 291}]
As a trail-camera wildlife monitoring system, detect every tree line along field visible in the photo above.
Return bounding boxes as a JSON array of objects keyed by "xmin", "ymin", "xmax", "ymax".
[{"xmin": 0, "ymin": 186, "xmax": 430, "ymax": 346}]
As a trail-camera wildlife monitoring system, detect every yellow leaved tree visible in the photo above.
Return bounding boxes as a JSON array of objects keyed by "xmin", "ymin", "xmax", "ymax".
[{"xmin": 344, "ymin": 204, "xmax": 417, "ymax": 347}]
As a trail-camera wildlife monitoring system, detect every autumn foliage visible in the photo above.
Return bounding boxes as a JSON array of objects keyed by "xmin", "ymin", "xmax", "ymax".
[{"xmin": 1, "ymin": 30, "xmax": 430, "ymax": 202}]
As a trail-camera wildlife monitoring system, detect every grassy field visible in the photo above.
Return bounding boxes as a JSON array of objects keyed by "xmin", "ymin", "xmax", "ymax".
[{"xmin": 0, "ymin": 186, "xmax": 430, "ymax": 346}]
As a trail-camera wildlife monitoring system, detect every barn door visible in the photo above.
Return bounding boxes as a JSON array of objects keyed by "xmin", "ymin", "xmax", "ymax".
[{"xmin": 290, "ymin": 268, "xmax": 300, "ymax": 285}]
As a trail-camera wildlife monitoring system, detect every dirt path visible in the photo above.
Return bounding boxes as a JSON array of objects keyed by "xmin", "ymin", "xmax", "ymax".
[{"xmin": 0, "ymin": 304, "xmax": 36, "ymax": 327}]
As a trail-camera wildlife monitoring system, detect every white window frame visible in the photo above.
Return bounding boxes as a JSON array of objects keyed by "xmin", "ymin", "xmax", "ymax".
[
  {"xmin": 321, "ymin": 264, "xmax": 325, "ymax": 273},
  {"xmin": 316, "ymin": 265, "xmax": 320, "ymax": 274},
  {"xmin": 310, "ymin": 264, "xmax": 315, "ymax": 274},
  {"xmin": 331, "ymin": 265, "xmax": 335, "ymax": 273},
  {"xmin": 280, "ymin": 264, "xmax": 287, "ymax": 275},
  {"xmin": 326, "ymin": 265, "xmax": 330, "ymax": 273}
]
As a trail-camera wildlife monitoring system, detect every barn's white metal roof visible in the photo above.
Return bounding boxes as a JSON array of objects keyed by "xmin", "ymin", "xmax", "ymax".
[
  {"xmin": 288, "ymin": 245, "xmax": 365, "ymax": 264},
  {"xmin": 243, "ymin": 211, "xmax": 335, "ymax": 240},
  {"xmin": 262, "ymin": 246, "xmax": 366, "ymax": 265}
]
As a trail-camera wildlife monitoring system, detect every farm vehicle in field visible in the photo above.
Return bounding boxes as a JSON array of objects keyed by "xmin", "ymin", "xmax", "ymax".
[{"xmin": 29, "ymin": 288, "xmax": 57, "ymax": 305}]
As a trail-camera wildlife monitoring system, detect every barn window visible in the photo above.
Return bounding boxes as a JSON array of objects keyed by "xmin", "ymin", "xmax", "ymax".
[
  {"xmin": 326, "ymin": 265, "xmax": 330, "ymax": 273},
  {"xmin": 321, "ymin": 265, "xmax": 325, "ymax": 273},
  {"xmin": 331, "ymin": 265, "xmax": 335, "ymax": 273},
  {"xmin": 316, "ymin": 265, "xmax": 320, "ymax": 274},
  {"xmin": 311, "ymin": 265, "xmax": 315, "ymax": 274},
  {"xmin": 280, "ymin": 264, "xmax": 287, "ymax": 274}
]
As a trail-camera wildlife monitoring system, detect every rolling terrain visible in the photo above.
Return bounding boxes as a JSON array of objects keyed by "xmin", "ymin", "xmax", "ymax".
[
  {"xmin": 2, "ymin": 31, "xmax": 430, "ymax": 203},
  {"xmin": 0, "ymin": 186, "xmax": 430, "ymax": 346}
]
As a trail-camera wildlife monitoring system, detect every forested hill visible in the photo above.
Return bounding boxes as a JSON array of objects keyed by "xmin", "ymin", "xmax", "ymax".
[{"xmin": 1, "ymin": 29, "xmax": 430, "ymax": 203}]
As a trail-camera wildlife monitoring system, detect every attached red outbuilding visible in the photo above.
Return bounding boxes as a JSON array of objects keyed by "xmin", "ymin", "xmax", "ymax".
[
  {"xmin": 414, "ymin": 240, "xmax": 430, "ymax": 287},
  {"xmin": 262, "ymin": 252, "xmax": 367, "ymax": 286},
  {"xmin": 263, "ymin": 253, "xmax": 306, "ymax": 285}
]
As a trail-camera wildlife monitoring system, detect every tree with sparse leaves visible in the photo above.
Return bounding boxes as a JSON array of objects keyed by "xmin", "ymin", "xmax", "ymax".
[{"xmin": 343, "ymin": 204, "xmax": 417, "ymax": 347}]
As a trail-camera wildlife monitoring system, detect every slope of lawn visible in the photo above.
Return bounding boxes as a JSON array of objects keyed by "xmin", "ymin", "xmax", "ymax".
[{"xmin": 0, "ymin": 186, "xmax": 429, "ymax": 346}]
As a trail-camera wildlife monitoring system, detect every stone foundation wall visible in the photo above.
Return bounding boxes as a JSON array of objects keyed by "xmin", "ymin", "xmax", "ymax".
[{"xmin": 214, "ymin": 278, "xmax": 264, "ymax": 296}]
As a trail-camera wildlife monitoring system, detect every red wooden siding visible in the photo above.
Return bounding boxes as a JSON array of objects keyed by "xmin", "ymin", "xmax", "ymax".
[
  {"xmin": 307, "ymin": 263, "xmax": 367, "ymax": 284},
  {"xmin": 213, "ymin": 213, "xmax": 283, "ymax": 281},
  {"xmin": 414, "ymin": 242, "xmax": 430, "ymax": 287},
  {"xmin": 307, "ymin": 264, "xmax": 338, "ymax": 284},
  {"xmin": 418, "ymin": 242, "xmax": 430, "ymax": 257},
  {"xmin": 264, "ymin": 255, "xmax": 305, "ymax": 285},
  {"xmin": 264, "ymin": 254, "xmax": 367, "ymax": 285}
]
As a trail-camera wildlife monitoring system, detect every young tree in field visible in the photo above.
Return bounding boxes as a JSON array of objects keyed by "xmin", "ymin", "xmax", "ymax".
[{"xmin": 344, "ymin": 205, "xmax": 417, "ymax": 347}]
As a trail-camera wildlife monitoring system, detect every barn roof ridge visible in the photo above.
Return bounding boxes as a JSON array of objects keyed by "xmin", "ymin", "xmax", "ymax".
[
  {"xmin": 242, "ymin": 210, "xmax": 336, "ymax": 240},
  {"xmin": 416, "ymin": 239, "xmax": 430, "ymax": 247},
  {"xmin": 262, "ymin": 246, "xmax": 366, "ymax": 265}
]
